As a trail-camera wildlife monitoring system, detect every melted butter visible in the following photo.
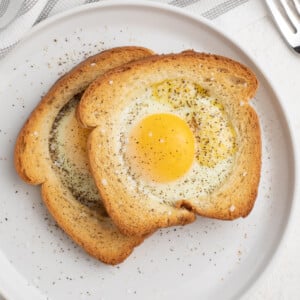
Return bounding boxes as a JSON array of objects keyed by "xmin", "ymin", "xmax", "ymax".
[
  {"xmin": 62, "ymin": 112, "xmax": 90, "ymax": 170},
  {"xmin": 151, "ymin": 79, "xmax": 236, "ymax": 168},
  {"xmin": 152, "ymin": 78, "xmax": 208, "ymax": 109},
  {"xmin": 188, "ymin": 100, "xmax": 236, "ymax": 168}
]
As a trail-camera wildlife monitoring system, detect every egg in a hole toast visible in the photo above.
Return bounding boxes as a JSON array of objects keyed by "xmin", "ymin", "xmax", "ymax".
[
  {"xmin": 14, "ymin": 46, "xmax": 155, "ymax": 264},
  {"xmin": 78, "ymin": 51, "xmax": 261, "ymax": 237}
]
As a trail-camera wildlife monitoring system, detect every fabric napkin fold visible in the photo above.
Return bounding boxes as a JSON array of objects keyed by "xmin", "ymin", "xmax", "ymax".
[{"xmin": 0, "ymin": 0, "xmax": 251, "ymax": 59}]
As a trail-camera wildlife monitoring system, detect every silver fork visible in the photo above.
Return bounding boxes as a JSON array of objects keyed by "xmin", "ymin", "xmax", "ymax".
[{"xmin": 266, "ymin": 0, "xmax": 300, "ymax": 53}]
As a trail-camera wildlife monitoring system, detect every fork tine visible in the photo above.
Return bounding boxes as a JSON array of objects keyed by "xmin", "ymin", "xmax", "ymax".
[
  {"xmin": 291, "ymin": 0, "xmax": 300, "ymax": 15},
  {"xmin": 266, "ymin": 0, "xmax": 298, "ymax": 45},
  {"xmin": 279, "ymin": 0, "xmax": 299, "ymax": 30}
]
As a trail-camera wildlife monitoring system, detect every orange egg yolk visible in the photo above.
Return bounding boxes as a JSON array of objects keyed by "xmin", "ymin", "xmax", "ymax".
[{"xmin": 127, "ymin": 113, "xmax": 195, "ymax": 183}]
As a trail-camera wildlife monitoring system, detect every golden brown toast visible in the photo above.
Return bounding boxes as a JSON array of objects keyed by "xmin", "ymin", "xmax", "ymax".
[
  {"xmin": 14, "ymin": 46, "xmax": 154, "ymax": 264},
  {"xmin": 78, "ymin": 51, "xmax": 261, "ymax": 237}
]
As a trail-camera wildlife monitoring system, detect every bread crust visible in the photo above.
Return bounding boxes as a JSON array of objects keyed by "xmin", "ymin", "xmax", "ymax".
[
  {"xmin": 78, "ymin": 51, "xmax": 261, "ymax": 236},
  {"xmin": 14, "ymin": 46, "xmax": 154, "ymax": 264}
]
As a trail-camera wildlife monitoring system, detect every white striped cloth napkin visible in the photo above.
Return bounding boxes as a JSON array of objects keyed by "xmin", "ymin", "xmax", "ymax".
[{"xmin": 0, "ymin": 0, "xmax": 251, "ymax": 59}]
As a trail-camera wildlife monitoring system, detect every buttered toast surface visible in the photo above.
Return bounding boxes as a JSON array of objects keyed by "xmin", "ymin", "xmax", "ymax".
[{"xmin": 78, "ymin": 51, "xmax": 261, "ymax": 236}]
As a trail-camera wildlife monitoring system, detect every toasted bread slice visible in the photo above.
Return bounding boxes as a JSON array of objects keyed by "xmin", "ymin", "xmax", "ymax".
[
  {"xmin": 14, "ymin": 46, "xmax": 154, "ymax": 264},
  {"xmin": 78, "ymin": 51, "xmax": 261, "ymax": 237}
]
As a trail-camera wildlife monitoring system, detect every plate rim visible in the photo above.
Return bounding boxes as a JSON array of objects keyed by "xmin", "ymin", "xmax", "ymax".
[{"xmin": 0, "ymin": 1, "xmax": 297, "ymax": 299}]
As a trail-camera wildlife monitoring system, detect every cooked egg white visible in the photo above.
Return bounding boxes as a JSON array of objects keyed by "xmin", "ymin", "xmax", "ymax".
[{"xmin": 114, "ymin": 79, "xmax": 236, "ymax": 203}]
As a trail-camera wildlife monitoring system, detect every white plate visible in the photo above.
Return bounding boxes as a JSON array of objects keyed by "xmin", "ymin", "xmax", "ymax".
[{"xmin": 0, "ymin": 1, "xmax": 296, "ymax": 300}]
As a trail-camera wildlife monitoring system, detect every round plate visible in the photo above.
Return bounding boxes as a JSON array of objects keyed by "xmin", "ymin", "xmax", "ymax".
[{"xmin": 0, "ymin": 1, "xmax": 295, "ymax": 300}]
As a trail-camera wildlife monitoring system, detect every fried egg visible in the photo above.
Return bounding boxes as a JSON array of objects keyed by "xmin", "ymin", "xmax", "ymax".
[{"xmin": 116, "ymin": 79, "xmax": 237, "ymax": 203}]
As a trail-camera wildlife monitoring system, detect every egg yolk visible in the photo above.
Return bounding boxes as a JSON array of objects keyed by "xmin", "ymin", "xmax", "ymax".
[{"xmin": 127, "ymin": 113, "xmax": 195, "ymax": 183}]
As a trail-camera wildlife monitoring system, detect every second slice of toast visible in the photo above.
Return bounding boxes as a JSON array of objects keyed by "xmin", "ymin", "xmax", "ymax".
[{"xmin": 14, "ymin": 46, "xmax": 154, "ymax": 264}]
